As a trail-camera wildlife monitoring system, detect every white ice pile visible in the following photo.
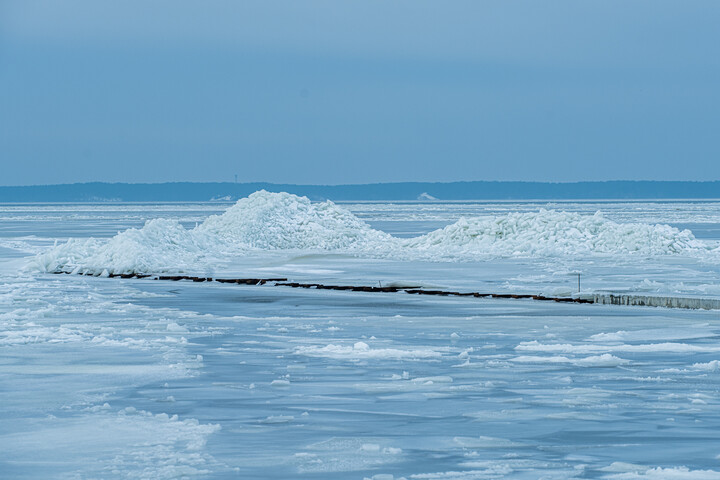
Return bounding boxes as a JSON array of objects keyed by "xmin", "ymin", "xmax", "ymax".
[
  {"xmin": 196, "ymin": 190, "xmax": 392, "ymax": 250},
  {"xmin": 32, "ymin": 191, "xmax": 718, "ymax": 275},
  {"xmin": 35, "ymin": 218, "xmax": 206, "ymax": 275},
  {"xmin": 406, "ymin": 209, "xmax": 708, "ymax": 257},
  {"xmin": 33, "ymin": 191, "xmax": 394, "ymax": 275}
]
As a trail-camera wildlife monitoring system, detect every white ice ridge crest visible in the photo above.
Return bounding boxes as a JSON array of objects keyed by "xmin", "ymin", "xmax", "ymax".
[{"xmin": 32, "ymin": 190, "xmax": 717, "ymax": 275}]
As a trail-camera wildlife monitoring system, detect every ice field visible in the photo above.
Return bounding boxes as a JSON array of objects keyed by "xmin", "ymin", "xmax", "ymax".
[{"xmin": 2, "ymin": 193, "xmax": 720, "ymax": 479}]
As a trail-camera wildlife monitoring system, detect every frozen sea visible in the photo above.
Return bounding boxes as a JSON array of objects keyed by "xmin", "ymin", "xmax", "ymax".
[{"xmin": 2, "ymin": 198, "xmax": 720, "ymax": 479}]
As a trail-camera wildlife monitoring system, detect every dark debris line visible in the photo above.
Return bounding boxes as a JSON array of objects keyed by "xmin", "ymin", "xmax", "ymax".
[{"xmin": 50, "ymin": 271, "xmax": 595, "ymax": 305}]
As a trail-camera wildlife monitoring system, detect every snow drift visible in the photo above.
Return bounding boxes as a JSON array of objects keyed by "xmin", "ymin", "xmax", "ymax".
[{"xmin": 32, "ymin": 191, "xmax": 717, "ymax": 275}]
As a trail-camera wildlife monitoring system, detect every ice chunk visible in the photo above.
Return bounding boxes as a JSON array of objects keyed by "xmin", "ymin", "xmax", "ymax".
[{"xmin": 294, "ymin": 342, "xmax": 442, "ymax": 361}]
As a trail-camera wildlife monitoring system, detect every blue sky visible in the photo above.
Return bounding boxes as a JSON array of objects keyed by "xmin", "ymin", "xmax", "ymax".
[{"xmin": 1, "ymin": 1, "xmax": 719, "ymax": 185}]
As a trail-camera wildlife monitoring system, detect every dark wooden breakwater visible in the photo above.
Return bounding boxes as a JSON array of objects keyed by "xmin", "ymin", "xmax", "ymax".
[
  {"xmin": 50, "ymin": 271, "xmax": 594, "ymax": 305},
  {"xmin": 50, "ymin": 272, "xmax": 720, "ymax": 310}
]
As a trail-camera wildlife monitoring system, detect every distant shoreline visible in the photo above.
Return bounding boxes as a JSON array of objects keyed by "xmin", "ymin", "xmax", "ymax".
[{"xmin": 0, "ymin": 181, "xmax": 719, "ymax": 202}]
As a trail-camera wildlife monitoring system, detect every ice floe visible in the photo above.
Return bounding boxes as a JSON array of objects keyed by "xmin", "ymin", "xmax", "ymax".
[
  {"xmin": 516, "ymin": 341, "xmax": 720, "ymax": 354},
  {"xmin": 294, "ymin": 341, "xmax": 442, "ymax": 361},
  {"xmin": 510, "ymin": 353, "xmax": 630, "ymax": 367}
]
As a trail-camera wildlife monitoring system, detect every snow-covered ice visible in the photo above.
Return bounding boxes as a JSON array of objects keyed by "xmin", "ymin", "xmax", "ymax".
[{"xmin": 2, "ymin": 195, "xmax": 720, "ymax": 478}]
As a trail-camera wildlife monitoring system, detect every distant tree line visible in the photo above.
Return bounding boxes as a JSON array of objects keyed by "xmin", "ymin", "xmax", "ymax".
[{"xmin": 1, "ymin": 181, "xmax": 719, "ymax": 202}]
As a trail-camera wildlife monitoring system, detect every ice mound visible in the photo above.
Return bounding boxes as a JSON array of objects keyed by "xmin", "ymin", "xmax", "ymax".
[
  {"xmin": 405, "ymin": 209, "xmax": 706, "ymax": 258},
  {"xmin": 34, "ymin": 191, "xmax": 395, "ymax": 275},
  {"xmin": 34, "ymin": 218, "xmax": 208, "ymax": 275},
  {"xmin": 33, "ymin": 192, "xmax": 717, "ymax": 275},
  {"xmin": 197, "ymin": 190, "xmax": 393, "ymax": 250}
]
